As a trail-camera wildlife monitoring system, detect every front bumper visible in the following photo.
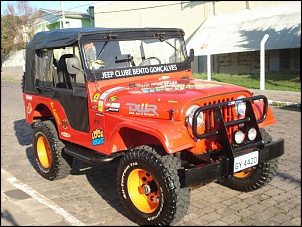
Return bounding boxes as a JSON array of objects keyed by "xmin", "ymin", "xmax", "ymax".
[
  {"xmin": 184, "ymin": 138, "xmax": 284, "ymax": 187},
  {"xmin": 183, "ymin": 95, "xmax": 284, "ymax": 188}
]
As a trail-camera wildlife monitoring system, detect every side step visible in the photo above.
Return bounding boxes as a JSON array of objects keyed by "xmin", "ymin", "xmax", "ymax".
[{"xmin": 64, "ymin": 143, "xmax": 124, "ymax": 164}]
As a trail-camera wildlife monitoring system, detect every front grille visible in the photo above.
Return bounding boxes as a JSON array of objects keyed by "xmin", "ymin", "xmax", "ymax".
[
  {"xmin": 201, "ymin": 97, "xmax": 235, "ymax": 141},
  {"xmin": 192, "ymin": 95, "xmax": 268, "ymax": 141}
]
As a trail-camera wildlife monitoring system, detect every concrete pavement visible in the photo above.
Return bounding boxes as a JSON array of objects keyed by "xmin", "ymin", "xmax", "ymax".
[
  {"xmin": 1, "ymin": 80, "xmax": 301, "ymax": 226},
  {"xmin": 1, "ymin": 169, "xmax": 76, "ymax": 226},
  {"xmin": 249, "ymin": 88, "xmax": 301, "ymax": 107}
]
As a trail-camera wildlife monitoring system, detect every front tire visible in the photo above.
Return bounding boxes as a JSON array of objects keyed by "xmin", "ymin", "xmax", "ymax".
[
  {"xmin": 221, "ymin": 128, "xmax": 279, "ymax": 192},
  {"xmin": 33, "ymin": 120, "xmax": 73, "ymax": 180},
  {"xmin": 116, "ymin": 145, "xmax": 190, "ymax": 225}
]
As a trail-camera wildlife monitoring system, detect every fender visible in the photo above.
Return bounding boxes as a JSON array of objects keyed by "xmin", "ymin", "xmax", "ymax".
[
  {"xmin": 107, "ymin": 116, "xmax": 195, "ymax": 154},
  {"xmin": 23, "ymin": 94, "xmax": 53, "ymax": 124},
  {"xmin": 253, "ymin": 101, "xmax": 276, "ymax": 127},
  {"xmin": 23, "ymin": 94, "xmax": 91, "ymax": 147}
]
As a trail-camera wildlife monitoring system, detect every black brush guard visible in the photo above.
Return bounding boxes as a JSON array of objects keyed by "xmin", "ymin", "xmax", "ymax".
[{"xmin": 184, "ymin": 95, "xmax": 284, "ymax": 187}]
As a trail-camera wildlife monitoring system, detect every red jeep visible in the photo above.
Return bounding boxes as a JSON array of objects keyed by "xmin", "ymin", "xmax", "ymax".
[{"xmin": 22, "ymin": 27, "xmax": 284, "ymax": 225}]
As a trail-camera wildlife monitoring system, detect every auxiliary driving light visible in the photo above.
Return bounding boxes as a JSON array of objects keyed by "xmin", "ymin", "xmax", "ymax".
[
  {"xmin": 247, "ymin": 127, "xmax": 257, "ymax": 141},
  {"xmin": 234, "ymin": 130, "xmax": 245, "ymax": 144}
]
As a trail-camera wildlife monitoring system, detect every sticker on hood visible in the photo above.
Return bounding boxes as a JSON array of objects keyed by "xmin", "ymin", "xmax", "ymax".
[{"xmin": 100, "ymin": 86, "xmax": 124, "ymax": 100}]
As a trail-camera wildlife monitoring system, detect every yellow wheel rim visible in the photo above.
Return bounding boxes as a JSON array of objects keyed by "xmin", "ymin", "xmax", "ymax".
[
  {"xmin": 127, "ymin": 168, "xmax": 160, "ymax": 213},
  {"xmin": 234, "ymin": 167, "xmax": 253, "ymax": 178},
  {"xmin": 36, "ymin": 136, "xmax": 52, "ymax": 168}
]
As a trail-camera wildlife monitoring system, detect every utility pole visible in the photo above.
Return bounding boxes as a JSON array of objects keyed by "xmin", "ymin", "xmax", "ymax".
[
  {"xmin": 260, "ymin": 34, "xmax": 269, "ymax": 90},
  {"xmin": 61, "ymin": 1, "xmax": 65, "ymax": 29}
]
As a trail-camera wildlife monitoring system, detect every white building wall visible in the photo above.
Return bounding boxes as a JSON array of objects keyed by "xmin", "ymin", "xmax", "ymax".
[
  {"xmin": 63, "ymin": 18, "xmax": 85, "ymax": 28},
  {"xmin": 2, "ymin": 50, "xmax": 26, "ymax": 69},
  {"xmin": 94, "ymin": 1, "xmax": 211, "ymax": 41},
  {"xmin": 1, "ymin": 50, "xmax": 26, "ymax": 77}
]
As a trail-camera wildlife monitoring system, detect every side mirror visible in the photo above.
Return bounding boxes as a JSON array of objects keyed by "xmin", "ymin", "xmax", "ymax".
[
  {"xmin": 66, "ymin": 57, "xmax": 81, "ymax": 74},
  {"xmin": 189, "ymin": 49, "xmax": 195, "ymax": 62}
]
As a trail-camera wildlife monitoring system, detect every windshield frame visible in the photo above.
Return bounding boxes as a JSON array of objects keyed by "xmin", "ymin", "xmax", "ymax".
[{"xmin": 79, "ymin": 29, "xmax": 191, "ymax": 81}]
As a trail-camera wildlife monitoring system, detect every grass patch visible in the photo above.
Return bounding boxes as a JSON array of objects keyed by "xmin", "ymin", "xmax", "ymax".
[
  {"xmin": 270, "ymin": 101, "xmax": 300, "ymax": 108},
  {"xmin": 1, "ymin": 76, "xmax": 22, "ymax": 82},
  {"xmin": 193, "ymin": 73, "xmax": 301, "ymax": 92}
]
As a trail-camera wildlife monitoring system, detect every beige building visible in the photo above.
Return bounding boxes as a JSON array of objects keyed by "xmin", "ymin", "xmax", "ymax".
[
  {"xmin": 94, "ymin": 1, "xmax": 300, "ymax": 75},
  {"xmin": 94, "ymin": 1, "xmax": 208, "ymax": 44}
]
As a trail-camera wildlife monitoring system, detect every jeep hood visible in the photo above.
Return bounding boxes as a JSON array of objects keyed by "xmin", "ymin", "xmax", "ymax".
[{"xmin": 101, "ymin": 78, "xmax": 252, "ymax": 120}]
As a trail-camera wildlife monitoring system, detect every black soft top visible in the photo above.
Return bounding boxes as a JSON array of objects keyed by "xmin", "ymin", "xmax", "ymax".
[
  {"xmin": 24, "ymin": 27, "xmax": 185, "ymax": 94},
  {"xmin": 26, "ymin": 27, "xmax": 184, "ymax": 50}
]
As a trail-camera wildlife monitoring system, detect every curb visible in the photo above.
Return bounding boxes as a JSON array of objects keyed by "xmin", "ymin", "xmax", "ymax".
[{"xmin": 268, "ymin": 99, "xmax": 301, "ymax": 108}]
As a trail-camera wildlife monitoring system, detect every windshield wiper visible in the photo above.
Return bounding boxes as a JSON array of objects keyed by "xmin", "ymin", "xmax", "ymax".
[
  {"xmin": 155, "ymin": 32, "xmax": 179, "ymax": 52},
  {"xmin": 155, "ymin": 32, "xmax": 179, "ymax": 51},
  {"xmin": 159, "ymin": 38, "xmax": 179, "ymax": 52},
  {"xmin": 96, "ymin": 34, "xmax": 117, "ymax": 59}
]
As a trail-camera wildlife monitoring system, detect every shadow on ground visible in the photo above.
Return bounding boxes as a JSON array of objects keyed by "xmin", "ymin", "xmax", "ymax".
[
  {"xmin": 279, "ymin": 105, "xmax": 301, "ymax": 112},
  {"xmin": 13, "ymin": 119, "xmax": 32, "ymax": 146},
  {"xmin": 70, "ymin": 158, "xmax": 132, "ymax": 222}
]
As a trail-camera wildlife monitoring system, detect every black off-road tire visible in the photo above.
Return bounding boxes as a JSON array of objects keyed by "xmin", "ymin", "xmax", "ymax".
[
  {"xmin": 221, "ymin": 128, "xmax": 279, "ymax": 192},
  {"xmin": 21, "ymin": 72, "xmax": 25, "ymax": 92},
  {"xmin": 116, "ymin": 145, "xmax": 190, "ymax": 225},
  {"xmin": 33, "ymin": 120, "xmax": 73, "ymax": 180}
]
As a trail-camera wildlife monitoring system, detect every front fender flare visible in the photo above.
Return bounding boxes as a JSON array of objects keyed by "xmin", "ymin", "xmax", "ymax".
[{"xmin": 108, "ymin": 117, "xmax": 195, "ymax": 154}]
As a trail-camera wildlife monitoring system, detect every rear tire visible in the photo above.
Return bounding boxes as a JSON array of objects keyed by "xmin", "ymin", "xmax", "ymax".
[
  {"xmin": 21, "ymin": 72, "xmax": 25, "ymax": 92},
  {"xmin": 116, "ymin": 145, "xmax": 190, "ymax": 225},
  {"xmin": 33, "ymin": 120, "xmax": 73, "ymax": 180},
  {"xmin": 221, "ymin": 128, "xmax": 279, "ymax": 192}
]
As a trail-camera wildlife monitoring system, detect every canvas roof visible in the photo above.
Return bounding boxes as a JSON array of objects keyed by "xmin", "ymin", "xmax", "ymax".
[{"xmin": 186, "ymin": 1, "xmax": 301, "ymax": 56}]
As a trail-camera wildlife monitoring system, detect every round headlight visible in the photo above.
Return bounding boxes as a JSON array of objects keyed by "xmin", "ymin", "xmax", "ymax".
[
  {"xmin": 185, "ymin": 105, "xmax": 204, "ymax": 127},
  {"xmin": 247, "ymin": 127, "xmax": 257, "ymax": 141},
  {"xmin": 235, "ymin": 95, "xmax": 246, "ymax": 116},
  {"xmin": 234, "ymin": 130, "xmax": 245, "ymax": 144}
]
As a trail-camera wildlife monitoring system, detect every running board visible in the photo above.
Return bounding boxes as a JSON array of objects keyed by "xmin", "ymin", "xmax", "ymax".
[{"xmin": 64, "ymin": 143, "xmax": 124, "ymax": 164}]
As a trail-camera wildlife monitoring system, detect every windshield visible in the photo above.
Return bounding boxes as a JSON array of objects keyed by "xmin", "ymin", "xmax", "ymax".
[{"xmin": 82, "ymin": 37, "xmax": 186, "ymax": 79}]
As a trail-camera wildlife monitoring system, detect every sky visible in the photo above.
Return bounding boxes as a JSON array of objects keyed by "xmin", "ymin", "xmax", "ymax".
[{"xmin": 1, "ymin": 1, "xmax": 96, "ymax": 15}]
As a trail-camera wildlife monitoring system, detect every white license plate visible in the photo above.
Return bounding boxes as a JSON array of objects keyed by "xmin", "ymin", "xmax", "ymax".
[{"xmin": 234, "ymin": 151, "xmax": 259, "ymax": 173}]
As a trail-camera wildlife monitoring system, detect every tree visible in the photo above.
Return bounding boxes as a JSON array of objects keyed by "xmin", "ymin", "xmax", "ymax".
[{"xmin": 1, "ymin": 1, "xmax": 37, "ymax": 55}]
